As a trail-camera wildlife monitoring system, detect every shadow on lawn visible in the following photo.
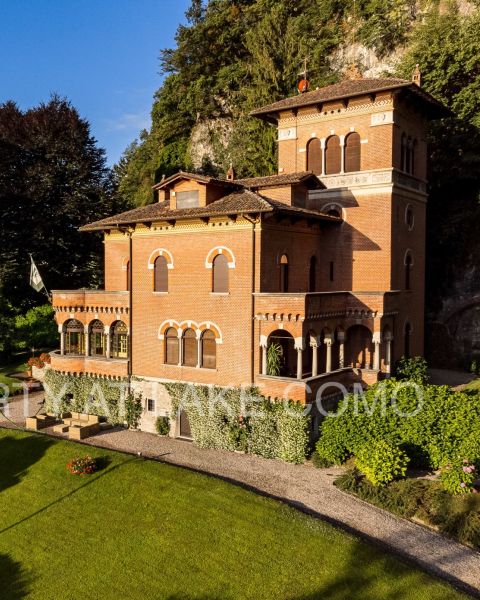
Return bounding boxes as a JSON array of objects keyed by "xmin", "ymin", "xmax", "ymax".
[
  {"xmin": 0, "ymin": 433, "xmax": 53, "ymax": 493},
  {"xmin": 0, "ymin": 553, "xmax": 31, "ymax": 599},
  {"xmin": 0, "ymin": 456, "xmax": 138, "ymax": 536}
]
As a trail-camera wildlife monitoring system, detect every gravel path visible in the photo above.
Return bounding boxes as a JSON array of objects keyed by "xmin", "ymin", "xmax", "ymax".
[{"xmin": 3, "ymin": 393, "xmax": 480, "ymax": 597}]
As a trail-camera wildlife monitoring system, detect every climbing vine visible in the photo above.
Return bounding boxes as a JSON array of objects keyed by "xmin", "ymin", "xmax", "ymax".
[{"xmin": 164, "ymin": 382, "xmax": 309, "ymax": 464}]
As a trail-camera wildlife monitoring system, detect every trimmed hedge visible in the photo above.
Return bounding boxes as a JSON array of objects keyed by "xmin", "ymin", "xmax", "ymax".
[
  {"xmin": 164, "ymin": 382, "xmax": 309, "ymax": 464},
  {"xmin": 316, "ymin": 378, "xmax": 480, "ymax": 489}
]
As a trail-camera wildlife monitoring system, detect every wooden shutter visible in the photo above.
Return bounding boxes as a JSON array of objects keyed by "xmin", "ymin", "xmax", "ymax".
[
  {"xmin": 212, "ymin": 254, "xmax": 229, "ymax": 293},
  {"xmin": 183, "ymin": 329, "xmax": 197, "ymax": 366},
  {"xmin": 154, "ymin": 256, "xmax": 168, "ymax": 292},
  {"xmin": 280, "ymin": 254, "xmax": 289, "ymax": 292},
  {"xmin": 165, "ymin": 328, "xmax": 179, "ymax": 364},
  {"xmin": 201, "ymin": 330, "xmax": 216, "ymax": 369},
  {"xmin": 307, "ymin": 138, "xmax": 322, "ymax": 175},
  {"xmin": 325, "ymin": 136, "xmax": 341, "ymax": 174},
  {"xmin": 344, "ymin": 133, "xmax": 360, "ymax": 172}
]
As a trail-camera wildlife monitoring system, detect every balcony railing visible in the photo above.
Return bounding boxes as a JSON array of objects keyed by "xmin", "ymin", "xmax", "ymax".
[
  {"xmin": 254, "ymin": 290, "xmax": 399, "ymax": 321},
  {"xmin": 52, "ymin": 289, "xmax": 129, "ymax": 315},
  {"xmin": 50, "ymin": 350, "xmax": 129, "ymax": 378}
]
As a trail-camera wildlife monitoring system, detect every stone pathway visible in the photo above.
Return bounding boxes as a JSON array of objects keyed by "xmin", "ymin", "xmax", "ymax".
[{"xmin": 2, "ymin": 393, "xmax": 480, "ymax": 597}]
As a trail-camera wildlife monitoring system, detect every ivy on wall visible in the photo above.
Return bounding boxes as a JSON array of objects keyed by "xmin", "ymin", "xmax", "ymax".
[
  {"xmin": 43, "ymin": 370, "xmax": 141, "ymax": 427},
  {"xmin": 164, "ymin": 382, "xmax": 309, "ymax": 464}
]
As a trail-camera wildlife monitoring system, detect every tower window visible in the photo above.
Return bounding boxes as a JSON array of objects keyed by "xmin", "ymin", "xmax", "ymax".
[
  {"xmin": 280, "ymin": 254, "xmax": 289, "ymax": 292},
  {"xmin": 306, "ymin": 138, "xmax": 322, "ymax": 175},
  {"xmin": 344, "ymin": 132, "xmax": 361, "ymax": 172},
  {"xmin": 309, "ymin": 256, "xmax": 317, "ymax": 292},
  {"xmin": 325, "ymin": 135, "xmax": 341, "ymax": 175},
  {"xmin": 405, "ymin": 253, "xmax": 413, "ymax": 290},
  {"xmin": 329, "ymin": 261, "xmax": 334, "ymax": 282}
]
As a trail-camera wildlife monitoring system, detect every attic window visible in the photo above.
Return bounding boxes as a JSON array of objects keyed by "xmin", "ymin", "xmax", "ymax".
[{"xmin": 176, "ymin": 190, "xmax": 199, "ymax": 209}]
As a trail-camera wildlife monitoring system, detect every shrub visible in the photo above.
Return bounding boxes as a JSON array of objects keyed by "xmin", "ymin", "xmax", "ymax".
[
  {"xmin": 315, "ymin": 379, "xmax": 480, "ymax": 475},
  {"xmin": 355, "ymin": 440, "xmax": 409, "ymax": 486},
  {"xmin": 125, "ymin": 392, "xmax": 143, "ymax": 429},
  {"xmin": 311, "ymin": 451, "xmax": 333, "ymax": 468},
  {"xmin": 266, "ymin": 342, "xmax": 282, "ymax": 376},
  {"xmin": 155, "ymin": 416, "xmax": 170, "ymax": 436},
  {"xmin": 66, "ymin": 456, "xmax": 97, "ymax": 476},
  {"xmin": 440, "ymin": 459, "xmax": 478, "ymax": 495},
  {"xmin": 395, "ymin": 356, "xmax": 429, "ymax": 384}
]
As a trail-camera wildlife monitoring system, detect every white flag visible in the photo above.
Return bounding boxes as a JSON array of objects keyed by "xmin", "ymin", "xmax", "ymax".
[{"xmin": 30, "ymin": 255, "xmax": 45, "ymax": 293}]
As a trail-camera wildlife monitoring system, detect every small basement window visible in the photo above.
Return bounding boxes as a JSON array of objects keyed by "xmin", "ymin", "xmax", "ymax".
[{"xmin": 176, "ymin": 190, "xmax": 199, "ymax": 209}]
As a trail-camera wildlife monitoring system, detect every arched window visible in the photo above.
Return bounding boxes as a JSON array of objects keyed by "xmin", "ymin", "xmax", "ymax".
[
  {"xmin": 329, "ymin": 261, "xmax": 334, "ymax": 282},
  {"xmin": 182, "ymin": 328, "xmax": 197, "ymax": 367},
  {"xmin": 404, "ymin": 322, "xmax": 411, "ymax": 358},
  {"xmin": 405, "ymin": 253, "xmax": 413, "ymax": 290},
  {"xmin": 306, "ymin": 138, "xmax": 322, "ymax": 175},
  {"xmin": 309, "ymin": 256, "xmax": 317, "ymax": 292},
  {"xmin": 344, "ymin": 132, "xmax": 361, "ymax": 172},
  {"xmin": 405, "ymin": 136, "xmax": 412, "ymax": 174},
  {"xmin": 201, "ymin": 330, "xmax": 216, "ymax": 369},
  {"xmin": 212, "ymin": 254, "xmax": 229, "ymax": 293},
  {"xmin": 325, "ymin": 135, "xmax": 341, "ymax": 175},
  {"xmin": 400, "ymin": 134, "xmax": 407, "ymax": 172},
  {"xmin": 89, "ymin": 320, "xmax": 105, "ymax": 356},
  {"xmin": 154, "ymin": 255, "xmax": 168, "ymax": 292},
  {"xmin": 411, "ymin": 139, "xmax": 417, "ymax": 175},
  {"xmin": 112, "ymin": 321, "xmax": 128, "ymax": 358},
  {"xmin": 65, "ymin": 319, "xmax": 84, "ymax": 355},
  {"xmin": 125, "ymin": 260, "xmax": 130, "ymax": 291},
  {"xmin": 165, "ymin": 327, "xmax": 179, "ymax": 365},
  {"xmin": 280, "ymin": 254, "xmax": 289, "ymax": 292}
]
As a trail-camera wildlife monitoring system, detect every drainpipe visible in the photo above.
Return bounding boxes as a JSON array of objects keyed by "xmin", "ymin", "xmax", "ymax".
[
  {"xmin": 128, "ymin": 229, "xmax": 133, "ymax": 389},
  {"xmin": 244, "ymin": 214, "xmax": 260, "ymax": 385}
]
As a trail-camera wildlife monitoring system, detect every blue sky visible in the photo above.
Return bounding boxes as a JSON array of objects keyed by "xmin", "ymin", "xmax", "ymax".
[{"xmin": 0, "ymin": 0, "xmax": 191, "ymax": 164}]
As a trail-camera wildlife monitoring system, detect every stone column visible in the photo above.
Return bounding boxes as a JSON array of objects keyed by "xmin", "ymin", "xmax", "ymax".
[
  {"xmin": 337, "ymin": 332, "xmax": 345, "ymax": 369},
  {"xmin": 385, "ymin": 336, "xmax": 393, "ymax": 375},
  {"xmin": 295, "ymin": 337, "xmax": 304, "ymax": 380},
  {"xmin": 177, "ymin": 330, "xmax": 183, "ymax": 366},
  {"xmin": 296, "ymin": 348, "xmax": 303, "ymax": 380},
  {"xmin": 325, "ymin": 335, "xmax": 333, "ymax": 373},
  {"xmin": 59, "ymin": 324, "xmax": 65, "ymax": 355},
  {"xmin": 320, "ymin": 138, "xmax": 326, "ymax": 176},
  {"xmin": 84, "ymin": 325, "xmax": 90, "ymax": 357},
  {"xmin": 373, "ymin": 332, "xmax": 381, "ymax": 371},
  {"xmin": 340, "ymin": 135, "xmax": 345, "ymax": 174},
  {"xmin": 104, "ymin": 326, "xmax": 111, "ymax": 359},
  {"xmin": 196, "ymin": 331, "xmax": 202, "ymax": 368},
  {"xmin": 260, "ymin": 335, "xmax": 268, "ymax": 376},
  {"xmin": 311, "ymin": 340, "xmax": 319, "ymax": 377}
]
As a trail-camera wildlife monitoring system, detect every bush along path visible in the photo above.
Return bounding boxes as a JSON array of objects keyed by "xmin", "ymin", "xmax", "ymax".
[{"xmin": 2, "ymin": 395, "xmax": 480, "ymax": 597}]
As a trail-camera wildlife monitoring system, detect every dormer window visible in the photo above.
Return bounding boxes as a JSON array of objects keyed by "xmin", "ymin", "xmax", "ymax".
[{"xmin": 176, "ymin": 190, "xmax": 199, "ymax": 209}]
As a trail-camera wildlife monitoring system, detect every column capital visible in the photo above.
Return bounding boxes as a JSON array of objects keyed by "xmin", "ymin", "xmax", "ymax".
[
  {"xmin": 294, "ymin": 337, "xmax": 304, "ymax": 351},
  {"xmin": 259, "ymin": 334, "xmax": 268, "ymax": 348},
  {"xmin": 372, "ymin": 331, "xmax": 382, "ymax": 344},
  {"xmin": 337, "ymin": 331, "xmax": 346, "ymax": 342},
  {"xmin": 324, "ymin": 334, "xmax": 334, "ymax": 346}
]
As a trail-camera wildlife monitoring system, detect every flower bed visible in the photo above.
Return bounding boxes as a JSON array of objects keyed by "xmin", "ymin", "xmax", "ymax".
[{"xmin": 66, "ymin": 456, "xmax": 98, "ymax": 476}]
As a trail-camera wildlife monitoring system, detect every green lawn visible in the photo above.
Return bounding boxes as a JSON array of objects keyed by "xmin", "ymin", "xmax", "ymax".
[{"xmin": 0, "ymin": 430, "xmax": 467, "ymax": 600}]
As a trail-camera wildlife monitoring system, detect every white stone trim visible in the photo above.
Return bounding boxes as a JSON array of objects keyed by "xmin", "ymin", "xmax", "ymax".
[
  {"xmin": 205, "ymin": 246, "xmax": 236, "ymax": 269},
  {"xmin": 147, "ymin": 248, "xmax": 174, "ymax": 270}
]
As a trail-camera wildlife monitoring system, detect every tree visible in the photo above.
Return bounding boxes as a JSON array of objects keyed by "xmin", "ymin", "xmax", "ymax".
[
  {"xmin": 0, "ymin": 96, "xmax": 126, "ymax": 312},
  {"xmin": 14, "ymin": 305, "xmax": 58, "ymax": 351}
]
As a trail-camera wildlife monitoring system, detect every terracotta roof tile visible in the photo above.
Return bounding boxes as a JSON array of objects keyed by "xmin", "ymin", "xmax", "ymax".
[
  {"xmin": 251, "ymin": 78, "xmax": 450, "ymax": 120},
  {"xmin": 79, "ymin": 190, "xmax": 339, "ymax": 231},
  {"xmin": 234, "ymin": 171, "xmax": 324, "ymax": 189}
]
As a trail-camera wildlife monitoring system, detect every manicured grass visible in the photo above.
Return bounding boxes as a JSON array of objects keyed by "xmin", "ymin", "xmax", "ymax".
[
  {"xmin": 0, "ymin": 430, "xmax": 467, "ymax": 600},
  {"xmin": 0, "ymin": 356, "xmax": 28, "ymax": 395}
]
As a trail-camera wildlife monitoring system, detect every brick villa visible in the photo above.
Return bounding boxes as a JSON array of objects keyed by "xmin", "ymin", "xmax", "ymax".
[{"xmin": 50, "ymin": 72, "xmax": 449, "ymax": 435}]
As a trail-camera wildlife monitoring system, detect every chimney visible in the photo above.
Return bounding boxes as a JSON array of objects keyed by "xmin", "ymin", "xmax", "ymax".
[
  {"xmin": 412, "ymin": 64, "xmax": 421, "ymax": 87},
  {"xmin": 226, "ymin": 163, "xmax": 235, "ymax": 181}
]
